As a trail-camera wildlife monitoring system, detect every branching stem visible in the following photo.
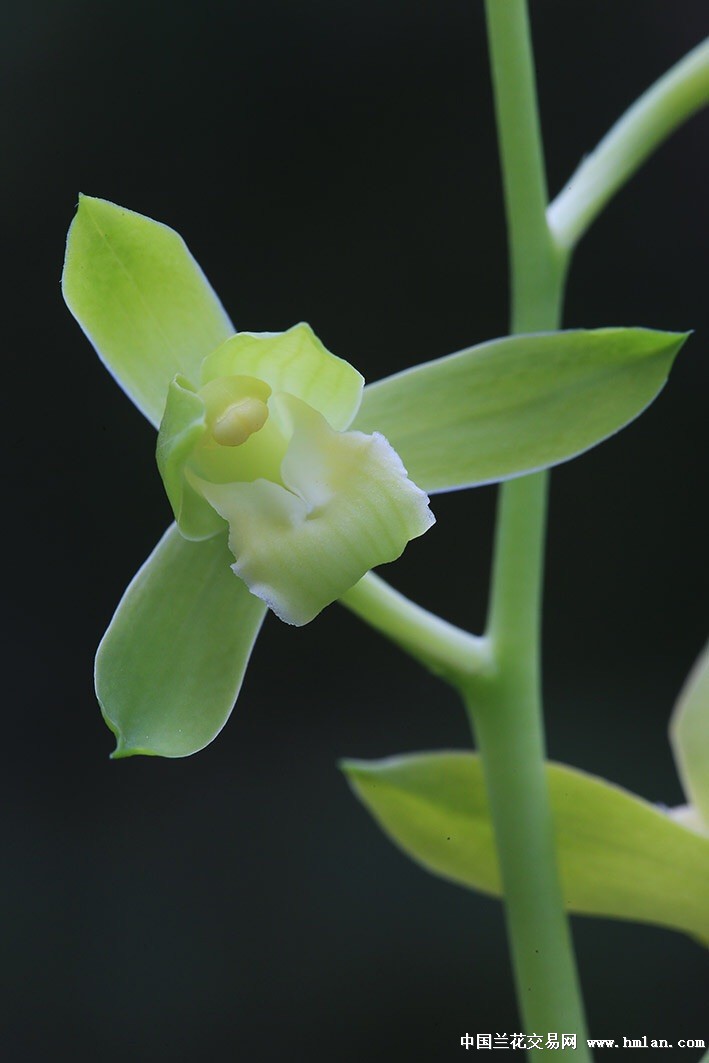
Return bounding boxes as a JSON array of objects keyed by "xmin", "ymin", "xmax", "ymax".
[
  {"xmin": 548, "ymin": 36, "xmax": 709, "ymax": 253},
  {"xmin": 341, "ymin": 573, "xmax": 491, "ymax": 683},
  {"xmin": 471, "ymin": 0, "xmax": 588, "ymax": 1045},
  {"xmin": 336, "ymin": 9, "xmax": 709, "ymax": 1049}
]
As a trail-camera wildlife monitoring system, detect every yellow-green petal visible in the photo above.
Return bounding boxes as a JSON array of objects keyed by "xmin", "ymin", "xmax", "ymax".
[
  {"xmin": 670, "ymin": 641, "xmax": 709, "ymax": 829},
  {"xmin": 200, "ymin": 323, "xmax": 363, "ymax": 430},
  {"xmin": 199, "ymin": 398, "xmax": 434, "ymax": 625},
  {"xmin": 354, "ymin": 328, "xmax": 689, "ymax": 492},
  {"xmin": 156, "ymin": 376, "xmax": 225, "ymax": 541},
  {"xmin": 63, "ymin": 195, "xmax": 234, "ymax": 427},
  {"xmin": 96, "ymin": 525, "xmax": 266, "ymax": 758}
]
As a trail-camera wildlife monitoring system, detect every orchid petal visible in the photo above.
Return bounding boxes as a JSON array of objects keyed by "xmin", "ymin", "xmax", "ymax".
[
  {"xmin": 63, "ymin": 196, "xmax": 234, "ymax": 427},
  {"xmin": 156, "ymin": 377, "xmax": 225, "ymax": 541},
  {"xmin": 354, "ymin": 328, "xmax": 689, "ymax": 492},
  {"xmin": 670, "ymin": 641, "xmax": 709, "ymax": 828},
  {"xmin": 200, "ymin": 323, "xmax": 363, "ymax": 430},
  {"xmin": 96, "ymin": 525, "xmax": 266, "ymax": 758}
]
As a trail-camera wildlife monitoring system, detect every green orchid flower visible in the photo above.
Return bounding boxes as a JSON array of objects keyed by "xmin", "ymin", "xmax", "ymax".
[
  {"xmin": 156, "ymin": 323, "xmax": 434, "ymax": 626},
  {"xmin": 63, "ymin": 195, "xmax": 688, "ymax": 758},
  {"xmin": 63, "ymin": 196, "xmax": 432, "ymax": 755}
]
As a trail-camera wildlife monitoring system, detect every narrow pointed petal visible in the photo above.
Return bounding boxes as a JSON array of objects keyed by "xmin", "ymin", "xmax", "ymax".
[
  {"xmin": 670, "ymin": 641, "xmax": 709, "ymax": 828},
  {"xmin": 354, "ymin": 328, "xmax": 689, "ymax": 492},
  {"xmin": 96, "ymin": 525, "xmax": 266, "ymax": 757},
  {"xmin": 200, "ymin": 399, "xmax": 434, "ymax": 625},
  {"xmin": 200, "ymin": 323, "xmax": 363, "ymax": 430},
  {"xmin": 63, "ymin": 196, "xmax": 235, "ymax": 427}
]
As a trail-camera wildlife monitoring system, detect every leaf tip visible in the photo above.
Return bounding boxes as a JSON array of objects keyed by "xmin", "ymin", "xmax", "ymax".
[
  {"xmin": 663, "ymin": 328, "xmax": 693, "ymax": 358},
  {"xmin": 99, "ymin": 699, "xmax": 155, "ymax": 760},
  {"xmin": 338, "ymin": 758, "xmax": 376, "ymax": 788},
  {"xmin": 74, "ymin": 193, "xmax": 121, "ymax": 227},
  {"xmin": 338, "ymin": 757, "xmax": 366, "ymax": 775},
  {"xmin": 109, "ymin": 735, "xmax": 159, "ymax": 760},
  {"xmin": 73, "ymin": 192, "xmax": 104, "ymax": 223},
  {"xmin": 109, "ymin": 740, "xmax": 133, "ymax": 761}
]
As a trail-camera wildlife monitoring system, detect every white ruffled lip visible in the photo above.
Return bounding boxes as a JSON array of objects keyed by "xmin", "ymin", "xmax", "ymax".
[{"xmin": 198, "ymin": 393, "xmax": 434, "ymax": 626}]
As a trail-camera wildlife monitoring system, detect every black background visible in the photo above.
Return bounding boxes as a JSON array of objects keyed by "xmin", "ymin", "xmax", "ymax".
[{"xmin": 4, "ymin": 2, "xmax": 708, "ymax": 1059}]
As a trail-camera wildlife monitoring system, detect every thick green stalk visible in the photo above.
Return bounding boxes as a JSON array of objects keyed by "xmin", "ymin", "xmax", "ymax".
[
  {"xmin": 334, "ymin": 11, "xmax": 707, "ymax": 1046},
  {"xmin": 472, "ymin": 0, "xmax": 589, "ymax": 1046},
  {"xmin": 483, "ymin": 0, "xmax": 563, "ymax": 329}
]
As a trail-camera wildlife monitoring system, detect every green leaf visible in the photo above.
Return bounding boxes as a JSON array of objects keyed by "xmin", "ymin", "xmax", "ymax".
[
  {"xmin": 62, "ymin": 195, "xmax": 234, "ymax": 428},
  {"xmin": 353, "ymin": 328, "xmax": 689, "ymax": 493},
  {"xmin": 670, "ymin": 641, "xmax": 709, "ymax": 828},
  {"xmin": 96, "ymin": 525, "xmax": 266, "ymax": 757},
  {"xmin": 342, "ymin": 752, "xmax": 709, "ymax": 941}
]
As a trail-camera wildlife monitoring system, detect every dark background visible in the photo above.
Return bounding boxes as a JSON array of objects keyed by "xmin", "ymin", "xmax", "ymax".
[{"xmin": 4, "ymin": 1, "xmax": 708, "ymax": 1059}]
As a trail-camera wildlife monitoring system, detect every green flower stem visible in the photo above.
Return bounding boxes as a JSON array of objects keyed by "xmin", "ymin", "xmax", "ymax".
[
  {"xmin": 340, "ymin": 573, "xmax": 491, "ymax": 683},
  {"xmin": 337, "ymin": 6, "xmax": 707, "ymax": 1046},
  {"xmin": 473, "ymin": 0, "xmax": 590, "ymax": 1047},
  {"xmin": 467, "ymin": 474, "xmax": 593, "ymax": 1040},
  {"xmin": 483, "ymin": 0, "xmax": 564, "ymax": 331},
  {"xmin": 548, "ymin": 35, "xmax": 709, "ymax": 253}
]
